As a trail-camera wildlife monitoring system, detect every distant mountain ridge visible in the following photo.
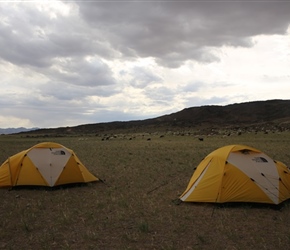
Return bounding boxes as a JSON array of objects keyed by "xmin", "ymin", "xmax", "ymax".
[
  {"xmin": 0, "ymin": 127, "xmax": 39, "ymax": 135},
  {"xmin": 5, "ymin": 99, "xmax": 290, "ymax": 135}
]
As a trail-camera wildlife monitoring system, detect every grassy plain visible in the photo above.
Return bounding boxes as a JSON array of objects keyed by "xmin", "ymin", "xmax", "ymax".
[{"xmin": 0, "ymin": 131, "xmax": 290, "ymax": 249}]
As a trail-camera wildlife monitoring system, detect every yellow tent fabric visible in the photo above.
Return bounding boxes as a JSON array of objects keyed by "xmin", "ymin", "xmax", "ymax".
[
  {"xmin": 0, "ymin": 142, "xmax": 98, "ymax": 187},
  {"xmin": 180, "ymin": 145, "xmax": 290, "ymax": 204}
]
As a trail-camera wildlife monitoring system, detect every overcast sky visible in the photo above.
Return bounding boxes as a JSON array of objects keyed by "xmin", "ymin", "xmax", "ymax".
[{"xmin": 0, "ymin": 0, "xmax": 289, "ymax": 128}]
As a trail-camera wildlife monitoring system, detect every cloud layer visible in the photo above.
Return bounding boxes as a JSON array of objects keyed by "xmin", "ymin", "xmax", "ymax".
[{"xmin": 0, "ymin": 0, "xmax": 289, "ymax": 128}]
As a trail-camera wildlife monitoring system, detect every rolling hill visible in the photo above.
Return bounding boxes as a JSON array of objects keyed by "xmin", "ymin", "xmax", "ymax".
[{"xmin": 19, "ymin": 99, "xmax": 289, "ymax": 136}]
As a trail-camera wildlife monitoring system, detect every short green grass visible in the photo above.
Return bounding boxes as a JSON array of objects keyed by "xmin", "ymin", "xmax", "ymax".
[{"xmin": 0, "ymin": 131, "xmax": 290, "ymax": 249}]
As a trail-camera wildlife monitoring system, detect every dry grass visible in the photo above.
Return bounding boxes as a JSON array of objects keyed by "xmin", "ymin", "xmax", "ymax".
[{"xmin": 0, "ymin": 131, "xmax": 290, "ymax": 249}]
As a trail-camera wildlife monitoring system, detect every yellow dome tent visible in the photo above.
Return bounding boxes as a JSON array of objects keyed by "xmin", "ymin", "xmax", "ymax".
[
  {"xmin": 180, "ymin": 145, "xmax": 290, "ymax": 205},
  {"xmin": 0, "ymin": 142, "xmax": 98, "ymax": 187}
]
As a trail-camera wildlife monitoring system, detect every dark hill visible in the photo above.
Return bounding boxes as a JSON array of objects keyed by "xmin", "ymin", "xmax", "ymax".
[
  {"xmin": 157, "ymin": 99, "xmax": 290, "ymax": 126},
  {"xmin": 23, "ymin": 99, "xmax": 290, "ymax": 135}
]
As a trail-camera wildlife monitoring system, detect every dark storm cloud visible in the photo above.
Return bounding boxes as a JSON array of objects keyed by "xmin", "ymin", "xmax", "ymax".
[
  {"xmin": 1, "ymin": 1, "xmax": 289, "ymax": 79},
  {"xmin": 78, "ymin": 0, "xmax": 290, "ymax": 67},
  {"xmin": 0, "ymin": 3, "xmax": 117, "ymax": 89}
]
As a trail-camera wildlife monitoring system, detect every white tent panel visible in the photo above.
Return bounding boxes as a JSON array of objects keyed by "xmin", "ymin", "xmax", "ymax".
[
  {"xmin": 228, "ymin": 151, "xmax": 279, "ymax": 204},
  {"xmin": 27, "ymin": 147, "xmax": 71, "ymax": 186}
]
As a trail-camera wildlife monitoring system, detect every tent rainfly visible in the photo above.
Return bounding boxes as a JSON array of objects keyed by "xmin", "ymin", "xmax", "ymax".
[
  {"xmin": 180, "ymin": 144, "xmax": 290, "ymax": 205},
  {"xmin": 0, "ymin": 142, "xmax": 98, "ymax": 187}
]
